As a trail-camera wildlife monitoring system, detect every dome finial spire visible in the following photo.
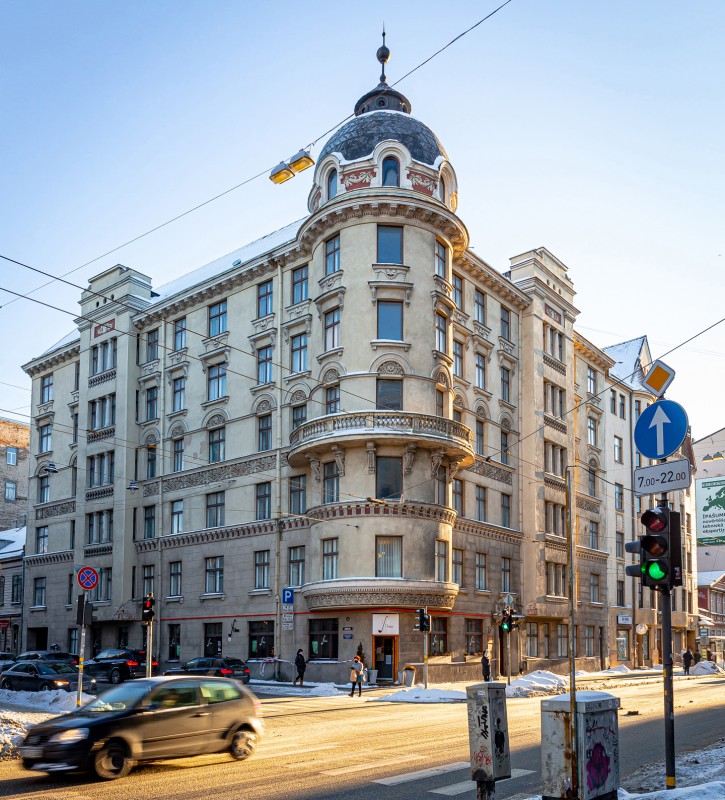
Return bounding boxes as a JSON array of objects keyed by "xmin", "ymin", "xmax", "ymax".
[{"xmin": 376, "ymin": 26, "xmax": 390, "ymax": 84}]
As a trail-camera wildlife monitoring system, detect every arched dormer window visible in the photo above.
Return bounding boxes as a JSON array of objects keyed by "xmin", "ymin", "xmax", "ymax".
[
  {"xmin": 382, "ymin": 156, "xmax": 400, "ymax": 187},
  {"xmin": 438, "ymin": 175, "xmax": 446, "ymax": 202},
  {"xmin": 327, "ymin": 169, "xmax": 338, "ymax": 200}
]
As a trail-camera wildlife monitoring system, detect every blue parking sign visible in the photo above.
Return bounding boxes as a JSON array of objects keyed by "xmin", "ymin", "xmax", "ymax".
[{"xmin": 282, "ymin": 587, "xmax": 294, "ymax": 605}]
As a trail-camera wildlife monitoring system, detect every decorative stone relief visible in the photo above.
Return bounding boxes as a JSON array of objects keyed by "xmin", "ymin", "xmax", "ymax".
[
  {"xmin": 311, "ymin": 187, "xmax": 321, "ymax": 212},
  {"xmin": 404, "ymin": 444, "xmax": 416, "ymax": 475},
  {"xmin": 468, "ymin": 457, "xmax": 513, "ymax": 485},
  {"xmin": 430, "ymin": 449, "xmax": 445, "ymax": 479},
  {"xmin": 307, "ymin": 455, "xmax": 321, "ymax": 482},
  {"xmin": 576, "ymin": 497, "xmax": 601, "ymax": 514},
  {"xmin": 331, "ymin": 445, "xmax": 346, "ymax": 477},
  {"xmin": 36, "ymin": 500, "xmax": 75, "ymax": 520},
  {"xmin": 449, "ymin": 457, "xmax": 465, "ymax": 481},
  {"xmin": 257, "ymin": 399, "xmax": 272, "ymax": 414},
  {"xmin": 432, "ymin": 368, "xmax": 450, "ymax": 389},
  {"xmin": 322, "ymin": 368, "xmax": 340, "ymax": 385},
  {"xmin": 378, "ymin": 360, "xmax": 404, "ymax": 376},
  {"xmin": 170, "ymin": 423, "xmax": 185, "ymax": 439},
  {"xmin": 367, "ymin": 442, "xmax": 376, "ymax": 474},
  {"xmin": 290, "ymin": 390, "xmax": 307, "ymax": 404},
  {"xmin": 207, "ymin": 414, "xmax": 226, "ymax": 429},
  {"xmin": 340, "ymin": 169, "xmax": 376, "ymax": 190},
  {"xmin": 406, "ymin": 169, "xmax": 436, "ymax": 195},
  {"xmin": 161, "ymin": 455, "xmax": 276, "ymax": 493}
]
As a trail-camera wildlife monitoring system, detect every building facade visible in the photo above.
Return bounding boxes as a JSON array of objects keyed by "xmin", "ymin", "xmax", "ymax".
[
  {"xmin": 20, "ymin": 46, "xmax": 698, "ymax": 680},
  {"xmin": 0, "ymin": 526, "xmax": 25, "ymax": 653},
  {"xmin": 1, "ymin": 417, "xmax": 30, "ymax": 530}
]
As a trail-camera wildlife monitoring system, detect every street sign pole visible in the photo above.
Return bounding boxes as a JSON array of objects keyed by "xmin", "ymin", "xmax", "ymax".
[
  {"xmin": 423, "ymin": 605, "xmax": 429, "ymax": 689},
  {"xmin": 76, "ymin": 592, "xmax": 87, "ymax": 708},
  {"xmin": 659, "ymin": 487, "xmax": 676, "ymax": 790}
]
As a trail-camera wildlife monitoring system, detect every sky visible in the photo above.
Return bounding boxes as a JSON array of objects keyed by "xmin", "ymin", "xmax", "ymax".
[{"xmin": 1, "ymin": 0, "xmax": 724, "ymax": 440}]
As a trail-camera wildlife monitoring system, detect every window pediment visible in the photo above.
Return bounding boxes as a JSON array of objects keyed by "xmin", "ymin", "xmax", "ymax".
[
  {"xmin": 314, "ymin": 286, "xmax": 346, "ymax": 319},
  {"xmin": 282, "ymin": 313, "xmax": 312, "ymax": 343}
]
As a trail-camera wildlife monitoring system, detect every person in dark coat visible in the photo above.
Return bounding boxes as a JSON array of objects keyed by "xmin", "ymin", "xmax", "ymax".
[
  {"xmin": 481, "ymin": 652, "xmax": 491, "ymax": 682},
  {"xmin": 682, "ymin": 648, "xmax": 693, "ymax": 675},
  {"xmin": 293, "ymin": 649, "xmax": 306, "ymax": 686}
]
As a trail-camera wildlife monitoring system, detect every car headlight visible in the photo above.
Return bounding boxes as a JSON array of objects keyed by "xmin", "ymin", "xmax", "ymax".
[{"xmin": 48, "ymin": 728, "xmax": 89, "ymax": 744}]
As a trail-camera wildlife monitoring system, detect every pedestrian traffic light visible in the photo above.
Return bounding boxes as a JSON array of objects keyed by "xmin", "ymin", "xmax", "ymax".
[
  {"xmin": 500, "ymin": 609, "xmax": 512, "ymax": 633},
  {"xmin": 638, "ymin": 507, "xmax": 672, "ymax": 588},
  {"xmin": 142, "ymin": 594, "xmax": 156, "ymax": 623},
  {"xmin": 417, "ymin": 608, "xmax": 430, "ymax": 632}
]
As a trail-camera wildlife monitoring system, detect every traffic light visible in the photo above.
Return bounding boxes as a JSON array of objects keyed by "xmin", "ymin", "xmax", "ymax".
[
  {"xmin": 627, "ymin": 506, "xmax": 678, "ymax": 589},
  {"xmin": 417, "ymin": 608, "xmax": 431, "ymax": 632},
  {"xmin": 509, "ymin": 611, "xmax": 523, "ymax": 630},
  {"xmin": 500, "ymin": 609, "xmax": 512, "ymax": 633},
  {"xmin": 142, "ymin": 594, "xmax": 156, "ymax": 623}
]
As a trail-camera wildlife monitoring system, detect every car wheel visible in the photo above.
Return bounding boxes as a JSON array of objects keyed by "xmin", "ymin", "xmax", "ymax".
[
  {"xmin": 230, "ymin": 728, "xmax": 257, "ymax": 760},
  {"xmin": 109, "ymin": 667, "xmax": 122, "ymax": 684},
  {"xmin": 39, "ymin": 683, "xmax": 52, "ymax": 691},
  {"xmin": 91, "ymin": 740, "xmax": 133, "ymax": 780},
  {"xmin": 1, "ymin": 679, "xmax": 12, "ymax": 690}
]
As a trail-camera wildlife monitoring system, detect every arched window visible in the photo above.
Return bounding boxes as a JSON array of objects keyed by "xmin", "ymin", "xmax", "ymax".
[
  {"xmin": 327, "ymin": 169, "xmax": 338, "ymax": 200},
  {"xmin": 438, "ymin": 176, "xmax": 446, "ymax": 201},
  {"xmin": 382, "ymin": 157, "xmax": 400, "ymax": 187}
]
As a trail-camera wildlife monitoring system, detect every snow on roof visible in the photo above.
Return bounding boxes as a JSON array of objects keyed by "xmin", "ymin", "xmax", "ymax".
[
  {"xmin": 603, "ymin": 336, "xmax": 647, "ymax": 389},
  {"xmin": 38, "ymin": 329, "xmax": 80, "ymax": 358},
  {"xmin": 153, "ymin": 218, "xmax": 305, "ymax": 305},
  {"xmin": 698, "ymin": 570, "xmax": 725, "ymax": 587},
  {"xmin": 0, "ymin": 526, "xmax": 25, "ymax": 559}
]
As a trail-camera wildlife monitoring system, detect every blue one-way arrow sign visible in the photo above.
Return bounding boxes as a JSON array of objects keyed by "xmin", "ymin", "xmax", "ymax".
[{"xmin": 634, "ymin": 399, "xmax": 689, "ymax": 460}]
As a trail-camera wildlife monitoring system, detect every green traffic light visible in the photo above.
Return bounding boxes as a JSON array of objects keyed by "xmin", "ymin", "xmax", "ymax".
[{"xmin": 645, "ymin": 561, "xmax": 668, "ymax": 582}]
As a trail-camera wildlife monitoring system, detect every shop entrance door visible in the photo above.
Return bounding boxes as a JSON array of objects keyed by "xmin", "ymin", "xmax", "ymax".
[{"xmin": 373, "ymin": 636, "xmax": 396, "ymax": 681}]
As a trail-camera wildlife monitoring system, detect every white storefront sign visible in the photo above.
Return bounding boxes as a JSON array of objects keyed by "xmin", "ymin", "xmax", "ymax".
[{"xmin": 372, "ymin": 613, "xmax": 399, "ymax": 635}]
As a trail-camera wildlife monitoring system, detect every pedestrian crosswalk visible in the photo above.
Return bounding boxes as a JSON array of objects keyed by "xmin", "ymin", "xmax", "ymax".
[{"xmin": 372, "ymin": 761, "xmax": 535, "ymax": 797}]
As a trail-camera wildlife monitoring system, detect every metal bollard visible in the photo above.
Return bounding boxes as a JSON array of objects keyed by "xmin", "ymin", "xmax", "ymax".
[{"xmin": 466, "ymin": 682, "xmax": 511, "ymax": 799}]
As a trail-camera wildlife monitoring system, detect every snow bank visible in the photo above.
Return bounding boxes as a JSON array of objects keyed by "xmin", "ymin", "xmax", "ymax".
[
  {"xmin": 250, "ymin": 681, "xmax": 343, "ymax": 697},
  {"xmin": 506, "ymin": 670, "xmax": 568, "ymax": 698},
  {"xmin": 375, "ymin": 686, "xmax": 466, "ymax": 703},
  {"xmin": 690, "ymin": 660, "xmax": 724, "ymax": 676}
]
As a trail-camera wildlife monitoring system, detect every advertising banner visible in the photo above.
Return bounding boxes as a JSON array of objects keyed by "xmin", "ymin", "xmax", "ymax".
[{"xmin": 696, "ymin": 477, "xmax": 725, "ymax": 545}]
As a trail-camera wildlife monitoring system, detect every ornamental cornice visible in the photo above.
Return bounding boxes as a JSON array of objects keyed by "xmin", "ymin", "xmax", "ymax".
[
  {"xmin": 453, "ymin": 517, "xmax": 523, "ymax": 544},
  {"xmin": 303, "ymin": 500, "xmax": 457, "ymax": 526},
  {"xmin": 576, "ymin": 546, "xmax": 609, "ymax": 563},
  {"xmin": 23, "ymin": 343, "xmax": 81, "ymax": 378},
  {"xmin": 466, "ymin": 457, "xmax": 513, "ymax": 485},
  {"xmin": 544, "ymin": 415, "xmax": 567, "ymax": 434},
  {"xmin": 135, "ymin": 520, "xmax": 278, "ymax": 552},
  {"xmin": 576, "ymin": 496, "xmax": 601, "ymax": 515},
  {"xmin": 545, "ymin": 476, "xmax": 566, "ymax": 492},
  {"xmin": 456, "ymin": 253, "xmax": 530, "ymax": 311},
  {"xmin": 141, "ymin": 454, "xmax": 278, "ymax": 497},
  {"xmin": 301, "ymin": 579, "xmax": 459, "ymax": 611},
  {"xmin": 35, "ymin": 500, "xmax": 76, "ymax": 520},
  {"xmin": 24, "ymin": 550, "xmax": 74, "ymax": 567},
  {"xmin": 543, "ymin": 353, "xmax": 567, "ymax": 375},
  {"xmin": 83, "ymin": 544, "xmax": 113, "ymax": 558},
  {"xmin": 574, "ymin": 334, "xmax": 616, "ymax": 371}
]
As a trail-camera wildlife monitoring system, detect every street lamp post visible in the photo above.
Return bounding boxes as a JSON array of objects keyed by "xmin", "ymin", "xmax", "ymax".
[{"xmin": 565, "ymin": 466, "xmax": 579, "ymax": 800}]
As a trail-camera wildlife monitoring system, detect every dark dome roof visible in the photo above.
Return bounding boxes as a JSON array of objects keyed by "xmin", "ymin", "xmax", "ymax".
[{"xmin": 319, "ymin": 110, "xmax": 448, "ymax": 167}]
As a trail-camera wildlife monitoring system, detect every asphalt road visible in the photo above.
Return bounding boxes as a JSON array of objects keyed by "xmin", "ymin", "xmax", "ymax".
[{"xmin": 1, "ymin": 674, "xmax": 723, "ymax": 800}]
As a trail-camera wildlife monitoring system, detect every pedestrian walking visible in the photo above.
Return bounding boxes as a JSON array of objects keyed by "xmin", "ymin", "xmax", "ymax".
[
  {"xmin": 293, "ymin": 649, "xmax": 306, "ymax": 686},
  {"xmin": 682, "ymin": 647, "xmax": 693, "ymax": 676},
  {"xmin": 349, "ymin": 655, "xmax": 364, "ymax": 697},
  {"xmin": 481, "ymin": 652, "xmax": 491, "ymax": 682}
]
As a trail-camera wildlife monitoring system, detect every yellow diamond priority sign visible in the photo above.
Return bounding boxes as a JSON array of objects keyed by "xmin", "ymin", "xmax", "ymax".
[{"xmin": 643, "ymin": 359, "xmax": 675, "ymax": 398}]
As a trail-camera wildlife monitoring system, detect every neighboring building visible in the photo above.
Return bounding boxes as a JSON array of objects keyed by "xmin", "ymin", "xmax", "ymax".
[
  {"xmin": 0, "ymin": 526, "xmax": 25, "ymax": 653},
  {"xmin": 0, "ymin": 417, "xmax": 30, "ymax": 530},
  {"xmin": 697, "ymin": 570, "xmax": 725, "ymax": 662},
  {"xmin": 19, "ymin": 43, "xmax": 698, "ymax": 679}
]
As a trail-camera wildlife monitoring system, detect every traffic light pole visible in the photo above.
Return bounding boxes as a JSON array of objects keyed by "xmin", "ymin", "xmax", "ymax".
[
  {"xmin": 660, "ymin": 490, "xmax": 676, "ymax": 790},
  {"xmin": 423, "ymin": 605, "xmax": 429, "ymax": 689},
  {"xmin": 146, "ymin": 619, "xmax": 154, "ymax": 678},
  {"xmin": 76, "ymin": 591, "xmax": 88, "ymax": 708}
]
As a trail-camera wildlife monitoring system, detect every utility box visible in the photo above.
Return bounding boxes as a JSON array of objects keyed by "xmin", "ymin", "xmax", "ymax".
[
  {"xmin": 541, "ymin": 691, "xmax": 620, "ymax": 800},
  {"xmin": 466, "ymin": 682, "xmax": 511, "ymax": 783}
]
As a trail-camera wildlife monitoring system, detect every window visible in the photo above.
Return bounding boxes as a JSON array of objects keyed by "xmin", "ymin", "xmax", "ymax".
[
  {"xmin": 376, "ymin": 456, "xmax": 402, "ymax": 501},
  {"xmin": 588, "ymin": 521, "xmax": 600, "ymax": 550},
  {"xmin": 475, "ymin": 552, "xmax": 487, "ymax": 591},
  {"xmin": 452, "ymin": 478, "xmax": 463, "ymax": 515},
  {"xmin": 92, "ymin": 568, "xmax": 112, "ymax": 602},
  {"xmin": 290, "ymin": 403, "xmax": 307, "ymax": 432},
  {"xmin": 204, "ymin": 622, "xmax": 222, "ymax": 657},
  {"xmin": 289, "ymin": 475, "xmax": 307, "ymax": 516},
  {"xmin": 38, "ymin": 474, "xmax": 50, "ymax": 504},
  {"xmin": 435, "ymin": 464, "xmax": 447, "ymax": 505},
  {"xmin": 377, "ymin": 300, "xmax": 403, "ymax": 340},
  {"xmin": 466, "ymin": 619, "xmax": 482, "ymax": 655},
  {"xmin": 90, "ymin": 394, "xmax": 116, "ymax": 430},
  {"xmin": 322, "ymin": 538, "xmax": 338, "ymax": 580},
  {"xmin": 475, "ymin": 353, "xmax": 486, "ymax": 389},
  {"xmin": 452, "ymin": 548, "xmax": 463, "ymax": 586},
  {"xmin": 452, "ymin": 274, "xmax": 463, "ymax": 308},
  {"xmin": 430, "ymin": 617, "xmax": 447, "ymax": 656},
  {"xmin": 435, "ymin": 313, "xmax": 447, "ymax": 353},
  {"xmin": 35, "ymin": 526, "xmax": 48, "ymax": 554},
  {"xmin": 615, "ymin": 483, "xmax": 624, "ymax": 511},
  {"xmin": 325, "ymin": 234, "xmax": 341, "ymax": 275},
  {"xmin": 324, "ymin": 308, "xmax": 340, "ymax": 351},
  {"xmin": 6, "ymin": 447, "xmax": 17, "ymax": 466},
  {"xmin": 435, "ymin": 540, "xmax": 448, "ymax": 582},
  {"xmin": 248, "ymin": 620, "xmax": 274, "ymax": 659},
  {"xmin": 434, "ymin": 240, "xmax": 447, "ymax": 278},
  {"xmin": 616, "ymin": 580, "xmax": 625, "ymax": 606},
  {"xmin": 209, "ymin": 300, "xmax": 227, "ymax": 337},
  {"xmin": 91, "ymin": 338, "xmax": 117, "ymax": 374},
  {"xmin": 557, "ymin": 624, "xmax": 568, "ymax": 657},
  {"xmin": 146, "ymin": 446, "xmax": 157, "ymax": 479},
  {"xmin": 500, "ymin": 430, "xmax": 509, "ymax": 466},
  {"xmin": 209, "ymin": 427, "xmax": 225, "ymax": 463},
  {"xmin": 587, "ymin": 417, "xmax": 598, "ymax": 447},
  {"xmin": 254, "ymin": 550, "xmax": 270, "ymax": 589},
  {"xmin": 5, "ymin": 481, "xmax": 16, "ymax": 501},
  {"xmin": 527, "ymin": 623, "xmax": 539, "ymax": 658},
  {"xmin": 325, "ymin": 385, "xmax": 340, "ymax": 414},
  {"xmin": 588, "ymin": 467, "xmax": 596, "ymax": 497},
  {"xmin": 87, "ymin": 510, "xmax": 113, "ymax": 544},
  {"xmin": 381, "ymin": 156, "xmax": 399, "ymax": 187},
  {"xmin": 587, "ymin": 367, "xmax": 597, "ymax": 395},
  {"xmin": 619, "ymin": 394, "xmax": 626, "ymax": 419},
  {"xmin": 616, "ymin": 531, "xmax": 624, "ymax": 559},
  {"xmin": 144, "ymin": 506, "xmax": 156, "ymax": 539},
  {"xmin": 635, "ymin": 400, "xmax": 641, "ymax": 419},
  {"xmin": 206, "ymin": 492, "xmax": 225, "ymax": 527},
  {"xmin": 172, "ymin": 377, "xmax": 186, "ymax": 412},
  {"xmin": 377, "ymin": 225, "xmax": 403, "ymax": 264},
  {"xmin": 290, "ymin": 333, "xmax": 307, "ymax": 373},
  {"xmin": 474, "ymin": 290, "xmax": 486, "ymax": 324},
  {"xmin": 146, "ymin": 329, "xmax": 159, "ymax": 362},
  {"xmin": 205, "ymin": 556, "xmax": 224, "ymax": 594},
  {"xmin": 436, "ymin": 389, "xmax": 445, "ymax": 418},
  {"xmin": 171, "ymin": 500, "xmax": 183, "ymax": 534},
  {"xmin": 475, "ymin": 419, "xmax": 484, "ymax": 455},
  {"xmin": 169, "ymin": 561, "xmax": 182, "ymax": 597},
  {"xmin": 376, "ymin": 379, "xmax": 402, "ymax": 410},
  {"xmin": 452, "ymin": 340, "xmax": 463, "ymax": 377},
  {"xmin": 327, "ymin": 169, "xmax": 337, "ymax": 200},
  {"xmin": 475, "ymin": 485, "xmax": 486, "ymax": 521},
  {"xmin": 208, "ymin": 365, "xmax": 226, "ymax": 401},
  {"xmin": 309, "ymin": 618, "xmax": 338, "ymax": 659},
  {"xmin": 614, "ymin": 436, "xmax": 624, "ymax": 463},
  {"xmin": 376, "ymin": 535, "xmax": 402, "ymax": 577},
  {"xmin": 40, "ymin": 374, "xmax": 53, "ymax": 403},
  {"xmin": 146, "ymin": 386, "xmax": 158, "ymax": 421},
  {"xmin": 610, "ymin": 389, "xmax": 617, "ymax": 413},
  {"xmin": 173, "ymin": 317, "xmax": 187, "ymax": 350},
  {"xmin": 258, "ymin": 414, "xmax": 272, "ymax": 451},
  {"xmin": 257, "ymin": 279, "xmax": 273, "ymax": 318},
  {"xmin": 39, "ymin": 424, "xmax": 52, "ymax": 453},
  {"xmin": 323, "ymin": 460, "xmax": 339, "ymax": 504},
  {"xmin": 501, "ymin": 556, "xmax": 511, "ymax": 592},
  {"xmin": 256, "ymin": 482, "xmax": 272, "ymax": 520},
  {"xmin": 500, "ymin": 307, "xmax": 511, "ymax": 340},
  {"xmin": 292, "ymin": 265, "xmax": 309, "ymax": 304},
  {"xmin": 289, "ymin": 546, "xmax": 305, "ymax": 586},
  {"xmin": 73, "ymin": 412, "xmax": 79, "ymax": 443},
  {"xmin": 501, "ymin": 494, "xmax": 511, "ymax": 528},
  {"xmin": 590, "ymin": 573, "xmax": 601, "ymax": 603},
  {"xmin": 87, "ymin": 451, "xmax": 114, "ymax": 487},
  {"xmin": 173, "ymin": 438, "xmax": 184, "ymax": 472},
  {"xmin": 500, "ymin": 368, "xmax": 511, "ymax": 403},
  {"xmin": 34, "ymin": 577, "xmax": 46, "ymax": 607}
]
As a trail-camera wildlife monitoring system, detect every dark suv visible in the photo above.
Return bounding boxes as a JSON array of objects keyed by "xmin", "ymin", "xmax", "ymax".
[
  {"xmin": 84, "ymin": 649, "xmax": 158, "ymax": 684},
  {"xmin": 16, "ymin": 650, "xmax": 79, "ymax": 666},
  {"xmin": 164, "ymin": 657, "xmax": 250, "ymax": 684}
]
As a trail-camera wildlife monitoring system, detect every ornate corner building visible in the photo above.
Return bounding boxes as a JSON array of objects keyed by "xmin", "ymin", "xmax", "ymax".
[{"xmin": 19, "ymin": 43, "xmax": 698, "ymax": 681}]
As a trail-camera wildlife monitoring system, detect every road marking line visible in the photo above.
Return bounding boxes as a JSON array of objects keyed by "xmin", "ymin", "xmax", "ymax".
[
  {"xmin": 256, "ymin": 744, "xmax": 340, "ymax": 758},
  {"xmin": 429, "ymin": 769, "xmax": 535, "ymax": 796},
  {"xmin": 321, "ymin": 754, "xmax": 423, "ymax": 776},
  {"xmin": 374, "ymin": 761, "xmax": 470, "ymax": 785}
]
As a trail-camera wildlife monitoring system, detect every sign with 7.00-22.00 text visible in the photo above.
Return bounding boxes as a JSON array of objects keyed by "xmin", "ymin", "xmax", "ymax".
[{"xmin": 633, "ymin": 458, "xmax": 691, "ymax": 496}]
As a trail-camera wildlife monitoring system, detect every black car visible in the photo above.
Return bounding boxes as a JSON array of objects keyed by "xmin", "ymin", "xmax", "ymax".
[
  {"xmin": 0, "ymin": 651, "xmax": 16, "ymax": 673},
  {"xmin": 84, "ymin": 649, "xmax": 158, "ymax": 684},
  {"xmin": 164, "ymin": 657, "xmax": 251, "ymax": 684},
  {"xmin": 16, "ymin": 650, "xmax": 79, "ymax": 666},
  {"xmin": 20, "ymin": 676, "xmax": 263, "ymax": 779},
  {"xmin": 1, "ymin": 661, "xmax": 96, "ymax": 693}
]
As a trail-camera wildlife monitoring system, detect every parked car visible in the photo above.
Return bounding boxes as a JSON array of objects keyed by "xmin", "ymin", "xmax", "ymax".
[
  {"xmin": 164, "ymin": 657, "xmax": 251, "ymax": 684},
  {"xmin": 84, "ymin": 649, "xmax": 158, "ymax": 684},
  {"xmin": 0, "ymin": 652, "xmax": 16, "ymax": 674},
  {"xmin": 1, "ymin": 661, "xmax": 96, "ymax": 693},
  {"xmin": 20, "ymin": 675, "xmax": 263, "ymax": 779},
  {"xmin": 16, "ymin": 650, "xmax": 79, "ymax": 666}
]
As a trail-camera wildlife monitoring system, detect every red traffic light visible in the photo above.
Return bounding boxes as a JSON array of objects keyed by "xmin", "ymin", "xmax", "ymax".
[{"xmin": 641, "ymin": 508, "xmax": 668, "ymax": 533}]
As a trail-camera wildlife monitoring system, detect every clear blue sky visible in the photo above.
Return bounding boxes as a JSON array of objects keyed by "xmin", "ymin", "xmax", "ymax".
[{"xmin": 1, "ymin": 0, "xmax": 723, "ymax": 439}]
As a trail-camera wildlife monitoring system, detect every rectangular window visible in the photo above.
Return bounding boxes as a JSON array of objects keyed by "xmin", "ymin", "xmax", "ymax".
[
  {"xmin": 38, "ymin": 474, "xmax": 49, "ymax": 504},
  {"xmin": 291, "ymin": 333, "xmax": 308, "ymax": 373},
  {"xmin": 619, "ymin": 394, "xmax": 626, "ymax": 419},
  {"xmin": 584, "ymin": 626, "xmax": 595, "ymax": 657},
  {"xmin": 434, "ymin": 240, "xmax": 447, "ymax": 277},
  {"xmin": 171, "ymin": 500, "xmax": 183, "ymax": 534},
  {"xmin": 323, "ymin": 460, "xmax": 340, "ymax": 503},
  {"xmin": 435, "ymin": 539, "xmax": 448, "ymax": 582},
  {"xmin": 452, "ymin": 478, "xmax": 463, "ymax": 515},
  {"xmin": 309, "ymin": 618, "xmax": 338, "ymax": 659},
  {"xmin": 452, "ymin": 340, "xmax": 463, "ymax": 377},
  {"xmin": 257, "ymin": 279, "xmax": 273, "ymax": 318},
  {"xmin": 289, "ymin": 546, "xmax": 305, "ymax": 586},
  {"xmin": 206, "ymin": 491, "xmax": 225, "ymax": 527},
  {"xmin": 616, "ymin": 580, "xmax": 625, "ymax": 606},
  {"xmin": 376, "ymin": 379, "xmax": 402, "ymax": 410},
  {"xmin": 4, "ymin": 480, "xmax": 17, "ymax": 501},
  {"xmin": 289, "ymin": 475, "xmax": 307, "ymax": 516},
  {"xmin": 430, "ymin": 616, "xmax": 447, "ymax": 656},
  {"xmin": 292, "ymin": 403, "xmax": 307, "ymax": 430},
  {"xmin": 610, "ymin": 389, "xmax": 617, "ymax": 413},
  {"xmin": 376, "ymin": 456, "xmax": 402, "ymax": 501},
  {"xmin": 590, "ymin": 573, "xmax": 601, "ymax": 603},
  {"xmin": 557, "ymin": 624, "xmax": 568, "ymax": 657},
  {"xmin": 41, "ymin": 374, "xmax": 53, "ymax": 403},
  {"xmin": 146, "ymin": 446, "xmax": 156, "ymax": 479},
  {"xmin": 615, "ymin": 483, "xmax": 624, "ymax": 511},
  {"xmin": 500, "ymin": 430, "xmax": 509, "ymax": 466},
  {"xmin": 377, "ymin": 225, "xmax": 403, "ymax": 264},
  {"xmin": 614, "ymin": 436, "xmax": 624, "ymax": 463},
  {"xmin": 256, "ymin": 482, "xmax": 272, "ymax": 520},
  {"xmin": 12, "ymin": 575, "xmax": 22, "ymax": 603},
  {"xmin": 6, "ymin": 447, "xmax": 17, "ymax": 466},
  {"xmin": 146, "ymin": 386, "xmax": 158, "ymax": 421},
  {"xmin": 209, "ymin": 300, "xmax": 227, "ymax": 337},
  {"xmin": 324, "ymin": 308, "xmax": 341, "ymax": 351},
  {"xmin": 168, "ymin": 623, "xmax": 181, "ymax": 660},
  {"xmin": 172, "ymin": 377, "xmax": 186, "ymax": 412},
  {"xmin": 635, "ymin": 400, "xmax": 641, "ymax": 419},
  {"xmin": 500, "ymin": 307, "xmax": 511, "ymax": 340},
  {"xmin": 501, "ymin": 556, "xmax": 511, "ymax": 592},
  {"xmin": 325, "ymin": 234, "xmax": 341, "ymax": 275},
  {"xmin": 205, "ymin": 556, "xmax": 224, "ymax": 594},
  {"xmin": 452, "ymin": 274, "xmax": 463, "ymax": 308},
  {"xmin": 248, "ymin": 620, "xmax": 274, "ymax": 659},
  {"xmin": 436, "ymin": 389, "xmax": 445, "ymax": 418},
  {"xmin": 587, "ymin": 417, "xmax": 598, "ymax": 447},
  {"xmin": 209, "ymin": 427, "xmax": 225, "ymax": 463},
  {"xmin": 146, "ymin": 329, "xmax": 159, "ymax": 362},
  {"xmin": 376, "ymin": 535, "xmax": 402, "ymax": 578},
  {"xmin": 258, "ymin": 414, "xmax": 272, "ymax": 451},
  {"xmin": 436, "ymin": 465, "xmax": 447, "ymax": 505},
  {"xmin": 474, "ymin": 289, "xmax": 485, "ymax": 324},
  {"xmin": 587, "ymin": 367, "xmax": 597, "ymax": 395},
  {"xmin": 435, "ymin": 313, "xmax": 447, "ymax": 353},
  {"xmin": 92, "ymin": 567, "xmax": 112, "ymax": 602},
  {"xmin": 475, "ymin": 485, "xmax": 486, "ymax": 521},
  {"xmin": 589, "ymin": 521, "xmax": 600, "ymax": 550},
  {"xmin": 475, "ymin": 353, "xmax": 486, "ymax": 389},
  {"xmin": 466, "ymin": 618, "xmax": 483, "ymax": 655},
  {"xmin": 91, "ymin": 338, "xmax": 117, "ymax": 374},
  {"xmin": 616, "ymin": 531, "xmax": 624, "ymax": 559},
  {"xmin": 501, "ymin": 494, "xmax": 511, "ymax": 528},
  {"xmin": 452, "ymin": 548, "xmax": 464, "ymax": 586},
  {"xmin": 144, "ymin": 506, "xmax": 155, "ymax": 539},
  {"xmin": 527, "ymin": 623, "xmax": 539, "ymax": 657},
  {"xmin": 475, "ymin": 419, "xmax": 484, "ymax": 455},
  {"xmin": 173, "ymin": 317, "xmax": 187, "ymax": 350},
  {"xmin": 39, "ymin": 424, "xmax": 52, "ymax": 453},
  {"xmin": 292, "ymin": 265, "xmax": 309, "ymax": 304},
  {"xmin": 377, "ymin": 300, "xmax": 403, "ymax": 340},
  {"xmin": 322, "ymin": 538, "xmax": 339, "ymax": 580},
  {"xmin": 325, "ymin": 385, "xmax": 340, "ymax": 414},
  {"xmin": 207, "ymin": 364, "xmax": 227, "ymax": 401},
  {"xmin": 34, "ymin": 577, "xmax": 47, "ymax": 607},
  {"xmin": 475, "ymin": 552, "xmax": 487, "ymax": 591},
  {"xmin": 173, "ymin": 437, "xmax": 184, "ymax": 472},
  {"xmin": 36, "ymin": 526, "xmax": 48, "ymax": 554},
  {"xmin": 169, "ymin": 561, "xmax": 182, "ymax": 597},
  {"xmin": 500, "ymin": 367, "xmax": 511, "ymax": 403},
  {"xmin": 254, "ymin": 550, "xmax": 270, "ymax": 589}
]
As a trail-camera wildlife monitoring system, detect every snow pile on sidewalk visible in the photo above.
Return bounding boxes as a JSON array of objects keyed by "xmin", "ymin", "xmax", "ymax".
[
  {"xmin": 690, "ymin": 660, "xmax": 723, "ymax": 676},
  {"xmin": 250, "ymin": 681, "xmax": 343, "ymax": 697},
  {"xmin": 506, "ymin": 670, "xmax": 568, "ymax": 698}
]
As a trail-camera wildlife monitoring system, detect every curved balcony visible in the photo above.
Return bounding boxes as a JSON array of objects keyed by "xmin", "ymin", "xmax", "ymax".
[
  {"xmin": 287, "ymin": 410, "xmax": 474, "ymax": 467},
  {"xmin": 301, "ymin": 578, "xmax": 459, "ymax": 611}
]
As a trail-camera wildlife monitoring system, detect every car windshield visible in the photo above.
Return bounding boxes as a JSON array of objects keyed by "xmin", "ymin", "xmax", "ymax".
[
  {"xmin": 84, "ymin": 683, "xmax": 151, "ymax": 712},
  {"xmin": 225, "ymin": 658, "xmax": 245, "ymax": 667},
  {"xmin": 39, "ymin": 663, "xmax": 76, "ymax": 675}
]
